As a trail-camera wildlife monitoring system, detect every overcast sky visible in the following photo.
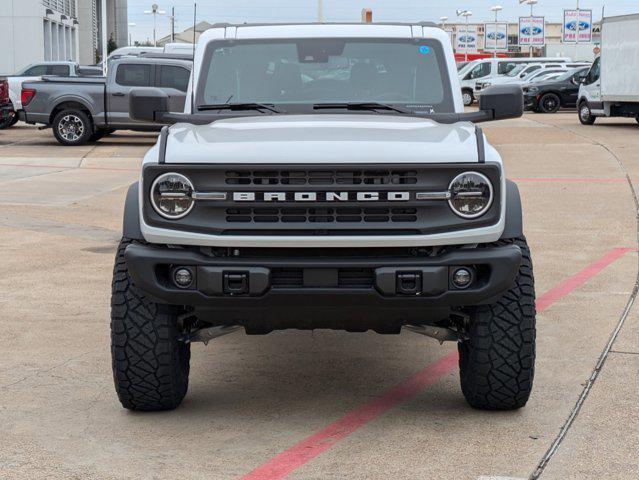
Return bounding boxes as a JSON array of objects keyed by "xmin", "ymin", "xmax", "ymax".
[{"xmin": 127, "ymin": 0, "xmax": 639, "ymax": 44}]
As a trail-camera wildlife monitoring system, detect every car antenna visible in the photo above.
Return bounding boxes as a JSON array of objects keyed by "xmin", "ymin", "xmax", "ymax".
[{"xmin": 190, "ymin": 2, "xmax": 197, "ymax": 114}]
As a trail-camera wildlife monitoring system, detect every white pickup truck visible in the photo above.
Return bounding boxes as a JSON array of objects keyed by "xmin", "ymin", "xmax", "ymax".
[{"xmin": 111, "ymin": 22, "xmax": 535, "ymax": 413}]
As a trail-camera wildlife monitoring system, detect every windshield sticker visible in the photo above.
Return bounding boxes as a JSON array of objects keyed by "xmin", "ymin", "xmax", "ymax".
[{"xmin": 418, "ymin": 45, "xmax": 430, "ymax": 55}]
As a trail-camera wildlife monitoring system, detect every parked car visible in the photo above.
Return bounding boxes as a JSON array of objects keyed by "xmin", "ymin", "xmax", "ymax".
[
  {"xmin": 0, "ymin": 78, "xmax": 16, "ymax": 129},
  {"xmin": 1, "ymin": 61, "xmax": 103, "ymax": 129},
  {"xmin": 111, "ymin": 22, "xmax": 535, "ymax": 412},
  {"xmin": 474, "ymin": 63, "xmax": 577, "ymax": 99},
  {"xmin": 578, "ymin": 14, "xmax": 639, "ymax": 125},
  {"xmin": 20, "ymin": 54, "xmax": 192, "ymax": 145},
  {"xmin": 523, "ymin": 67, "xmax": 590, "ymax": 113},
  {"xmin": 458, "ymin": 57, "xmax": 571, "ymax": 106}
]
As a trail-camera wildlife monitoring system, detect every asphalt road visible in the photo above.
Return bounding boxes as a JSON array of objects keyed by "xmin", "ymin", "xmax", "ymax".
[{"xmin": 0, "ymin": 113, "xmax": 638, "ymax": 480}]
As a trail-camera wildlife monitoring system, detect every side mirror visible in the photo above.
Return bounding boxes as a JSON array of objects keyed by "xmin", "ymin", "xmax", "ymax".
[
  {"xmin": 129, "ymin": 88, "xmax": 169, "ymax": 122},
  {"xmin": 478, "ymin": 84, "xmax": 523, "ymax": 121}
]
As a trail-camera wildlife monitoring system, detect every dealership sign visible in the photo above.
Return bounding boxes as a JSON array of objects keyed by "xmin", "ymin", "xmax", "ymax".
[
  {"xmin": 563, "ymin": 9, "xmax": 593, "ymax": 43},
  {"xmin": 455, "ymin": 25, "xmax": 478, "ymax": 53},
  {"xmin": 518, "ymin": 16, "xmax": 545, "ymax": 46},
  {"xmin": 484, "ymin": 22, "xmax": 508, "ymax": 52}
]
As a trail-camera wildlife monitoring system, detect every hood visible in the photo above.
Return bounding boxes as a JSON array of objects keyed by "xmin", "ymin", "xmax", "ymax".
[{"xmin": 163, "ymin": 114, "xmax": 480, "ymax": 164}]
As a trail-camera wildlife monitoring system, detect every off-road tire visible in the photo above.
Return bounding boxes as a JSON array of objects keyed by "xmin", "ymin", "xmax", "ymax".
[
  {"xmin": 578, "ymin": 101, "xmax": 596, "ymax": 125},
  {"xmin": 458, "ymin": 237, "xmax": 536, "ymax": 410},
  {"xmin": 539, "ymin": 93, "xmax": 561, "ymax": 114},
  {"xmin": 52, "ymin": 109, "xmax": 93, "ymax": 146},
  {"xmin": 462, "ymin": 89, "xmax": 474, "ymax": 107},
  {"xmin": 111, "ymin": 238, "xmax": 190, "ymax": 411}
]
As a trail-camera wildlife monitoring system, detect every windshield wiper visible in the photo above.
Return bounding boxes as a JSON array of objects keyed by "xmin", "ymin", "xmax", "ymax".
[
  {"xmin": 313, "ymin": 102, "xmax": 412, "ymax": 114},
  {"xmin": 198, "ymin": 103, "xmax": 283, "ymax": 113}
]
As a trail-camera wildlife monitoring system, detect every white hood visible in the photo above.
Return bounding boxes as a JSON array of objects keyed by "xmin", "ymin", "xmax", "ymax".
[{"xmin": 163, "ymin": 114, "xmax": 480, "ymax": 164}]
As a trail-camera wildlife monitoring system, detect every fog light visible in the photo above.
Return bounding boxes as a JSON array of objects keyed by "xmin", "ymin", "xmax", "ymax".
[
  {"xmin": 173, "ymin": 268, "xmax": 193, "ymax": 288},
  {"xmin": 452, "ymin": 268, "xmax": 473, "ymax": 289}
]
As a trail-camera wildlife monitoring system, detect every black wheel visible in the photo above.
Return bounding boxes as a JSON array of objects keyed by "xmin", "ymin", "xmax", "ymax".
[
  {"xmin": 539, "ymin": 93, "xmax": 561, "ymax": 114},
  {"xmin": 0, "ymin": 110, "xmax": 18, "ymax": 129},
  {"xmin": 458, "ymin": 237, "xmax": 536, "ymax": 410},
  {"xmin": 462, "ymin": 90, "xmax": 474, "ymax": 107},
  {"xmin": 578, "ymin": 102, "xmax": 596, "ymax": 125},
  {"xmin": 52, "ymin": 109, "xmax": 93, "ymax": 145},
  {"xmin": 111, "ymin": 238, "xmax": 191, "ymax": 411}
]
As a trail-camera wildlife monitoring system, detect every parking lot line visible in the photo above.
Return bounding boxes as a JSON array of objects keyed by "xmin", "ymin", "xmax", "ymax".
[{"xmin": 241, "ymin": 247, "xmax": 634, "ymax": 480}]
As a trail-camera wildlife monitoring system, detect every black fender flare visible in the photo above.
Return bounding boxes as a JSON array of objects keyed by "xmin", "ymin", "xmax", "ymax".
[
  {"xmin": 501, "ymin": 179, "xmax": 523, "ymax": 240},
  {"xmin": 122, "ymin": 182, "xmax": 144, "ymax": 240}
]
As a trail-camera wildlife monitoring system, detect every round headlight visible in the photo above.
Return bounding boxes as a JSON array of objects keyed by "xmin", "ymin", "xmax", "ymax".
[
  {"xmin": 448, "ymin": 172, "xmax": 493, "ymax": 219},
  {"xmin": 150, "ymin": 172, "xmax": 195, "ymax": 219}
]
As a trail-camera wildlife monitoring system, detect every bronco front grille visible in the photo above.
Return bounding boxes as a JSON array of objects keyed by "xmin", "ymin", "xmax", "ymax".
[
  {"xmin": 225, "ymin": 170, "xmax": 418, "ymax": 186},
  {"xmin": 225, "ymin": 207, "xmax": 418, "ymax": 224},
  {"xmin": 271, "ymin": 267, "xmax": 375, "ymax": 288}
]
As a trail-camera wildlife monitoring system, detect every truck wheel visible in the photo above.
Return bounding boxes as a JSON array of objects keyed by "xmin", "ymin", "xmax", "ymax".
[
  {"xmin": 462, "ymin": 90, "xmax": 474, "ymax": 106},
  {"xmin": 111, "ymin": 238, "xmax": 191, "ymax": 411},
  {"xmin": 52, "ymin": 109, "xmax": 93, "ymax": 145},
  {"xmin": 578, "ymin": 102, "xmax": 596, "ymax": 125},
  {"xmin": 0, "ymin": 111, "xmax": 18, "ymax": 129},
  {"xmin": 458, "ymin": 237, "xmax": 536, "ymax": 410},
  {"xmin": 539, "ymin": 93, "xmax": 561, "ymax": 114}
]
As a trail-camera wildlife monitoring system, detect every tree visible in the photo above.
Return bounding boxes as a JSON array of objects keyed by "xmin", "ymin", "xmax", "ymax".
[{"xmin": 107, "ymin": 34, "xmax": 118, "ymax": 55}]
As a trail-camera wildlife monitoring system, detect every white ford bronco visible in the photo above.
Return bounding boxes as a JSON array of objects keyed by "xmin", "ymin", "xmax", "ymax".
[{"xmin": 111, "ymin": 23, "xmax": 535, "ymax": 412}]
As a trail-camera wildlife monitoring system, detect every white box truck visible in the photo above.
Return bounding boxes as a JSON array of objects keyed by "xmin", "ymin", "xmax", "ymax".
[{"xmin": 577, "ymin": 13, "xmax": 639, "ymax": 124}]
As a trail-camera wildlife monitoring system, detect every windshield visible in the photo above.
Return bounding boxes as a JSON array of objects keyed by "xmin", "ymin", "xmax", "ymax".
[
  {"xmin": 554, "ymin": 68, "xmax": 586, "ymax": 81},
  {"xmin": 506, "ymin": 64, "xmax": 527, "ymax": 77},
  {"xmin": 198, "ymin": 38, "xmax": 453, "ymax": 112}
]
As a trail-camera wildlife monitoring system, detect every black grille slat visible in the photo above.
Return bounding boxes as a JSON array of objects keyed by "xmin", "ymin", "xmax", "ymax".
[{"xmin": 225, "ymin": 170, "xmax": 417, "ymax": 186}]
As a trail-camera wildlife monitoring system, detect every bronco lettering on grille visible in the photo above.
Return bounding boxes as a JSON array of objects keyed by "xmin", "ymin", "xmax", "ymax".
[{"xmin": 231, "ymin": 192, "xmax": 411, "ymax": 202}]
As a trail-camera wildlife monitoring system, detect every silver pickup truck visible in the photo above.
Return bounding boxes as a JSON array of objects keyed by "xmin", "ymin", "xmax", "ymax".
[{"xmin": 21, "ymin": 54, "xmax": 192, "ymax": 145}]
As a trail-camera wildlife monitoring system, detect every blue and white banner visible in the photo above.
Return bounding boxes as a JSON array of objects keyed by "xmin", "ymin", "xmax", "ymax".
[
  {"xmin": 563, "ymin": 9, "xmax": 593, "ymax": 43},
  {"xmin": 484, "ymin": 22, "xmax": 508, "ymax": 52},
  {"xmin": 455, "ymin": 25, "xmax": 478, "ymax": 54},
  {"xmin": 518, "ymin": 16, "xmax": 545, "ymax": 46}
]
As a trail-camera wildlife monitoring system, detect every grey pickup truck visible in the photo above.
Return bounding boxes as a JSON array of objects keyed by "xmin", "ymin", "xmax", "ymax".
[{"xmin": 20, "ymin": 54, "xmax": 192, "ymax": 145}]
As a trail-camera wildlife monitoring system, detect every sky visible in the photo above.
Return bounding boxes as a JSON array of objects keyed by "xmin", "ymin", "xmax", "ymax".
[{"xmin": 127, "ymin": 0, "xmax": 639, "ymax": 44}]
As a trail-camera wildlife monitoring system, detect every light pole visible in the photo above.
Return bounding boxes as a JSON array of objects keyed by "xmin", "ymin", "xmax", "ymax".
[
  {"xmin": 574, "ymin": 0, "xmax": 580, "ymax": 61},
  {"xmin": 456, "ymin": 10, "xmax": 473, "ymax": 62},
  {"xmin": 490, "ymin": 5, "xmax": 502, "ymax": 58},
  {"xmin": 128, "ymin": 22, "xmax": 136, "ymax": 46},
  {"xmin": 144, "ymin": 3, "xmax": 166, "ymax": 47},
  {"xmin": 317, "ymin": 0, "xmax": 324, "ymax": 22},
  {"xmin": 525, "ymin": 0, "xmax": 538, "ymax": 58}
]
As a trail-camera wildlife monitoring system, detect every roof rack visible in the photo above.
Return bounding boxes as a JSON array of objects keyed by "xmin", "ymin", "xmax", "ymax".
[{"xmin": 137, "ymin": 52, "xmax": 194, "ymax": 61}]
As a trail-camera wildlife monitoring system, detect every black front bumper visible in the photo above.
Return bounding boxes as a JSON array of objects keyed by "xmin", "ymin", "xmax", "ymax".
[{"xmin": 124, "ymin": 243, "xmax": 522, "ymax": 332}]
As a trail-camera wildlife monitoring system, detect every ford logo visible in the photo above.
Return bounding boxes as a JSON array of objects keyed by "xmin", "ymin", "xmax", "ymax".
[
  {"xmin": 565, "ymin": 20, "xmax": 590, "ymax": 31},
  {"xmin": 458, "ymin": 35, "xmax": 476, "ymax": 43},
  {"xmin": 486, "ymin": 32, "xmax": 506, "ymax": 40},
  {"xmin": 520, "ymin": 26, "xmax": 543, "ymax": 35}
]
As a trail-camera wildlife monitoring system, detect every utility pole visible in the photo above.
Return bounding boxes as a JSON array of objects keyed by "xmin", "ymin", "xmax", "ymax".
[{"xmin": 170, "ymin": 6, "xmax": 175, "ymax": 42}]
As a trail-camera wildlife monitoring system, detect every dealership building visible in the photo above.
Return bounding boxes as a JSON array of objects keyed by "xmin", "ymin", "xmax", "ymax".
[{"xmin": 0, "ymin": 0, "xmax": 128, "ymax": 74}]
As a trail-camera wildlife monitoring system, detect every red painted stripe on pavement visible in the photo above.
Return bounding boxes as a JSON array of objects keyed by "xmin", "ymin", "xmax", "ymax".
[
  {"xmin": 241, "ymin": 247, "xmax": 632, "ymax": 480},
  {"xmin": 535, "ymin": 247, "xmax": 633, "ymax": 312}
]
